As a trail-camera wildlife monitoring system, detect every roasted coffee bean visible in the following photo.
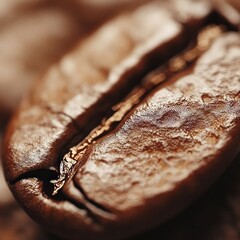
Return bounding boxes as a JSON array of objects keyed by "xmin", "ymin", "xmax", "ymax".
[
  {"xmin": 4, "ymin": 0, "xmax": 211, "ymax": 181},
  {"xmin": 2, "ymin": 1, "xmax": 240, "ymax": 240}
]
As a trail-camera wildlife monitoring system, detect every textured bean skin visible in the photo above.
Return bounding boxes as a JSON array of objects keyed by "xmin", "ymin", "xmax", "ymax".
[
  {"xmin": 2, "ymin": 1, "xmax": 240, "ymax": 240},
  {"xmin": 4, "ymin": 1, "xmax": 186, "ymax": 182},
  {"xmin": 0, "ymin": 0, "xmax": 149, "ymax": 123},
  {"xmin": 72, "ymin": 32, "xmax": 240, "ymax": 214}
]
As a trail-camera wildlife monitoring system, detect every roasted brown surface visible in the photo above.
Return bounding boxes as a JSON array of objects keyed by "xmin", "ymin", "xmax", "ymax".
[
  {"xmin": 2, "ymin": 151, "xmax": 240, "ymax": 240},
  {"xmin": 3, "ymin": 2, "xmax": 240, "ymax": 240},
  {"xmin": 1, "ymin": 1, "xmax": 240, "ymax": 240},
  {"xmin": 0, "ymin": 166, "xmax": 50, "ymax": 240},
  {"xmin": 0, "ymin": 0, "xmax": 150, "ymax": 123},
  {"xmin": 4, "ymin": 32, "xmax": 240, "ymax": 240},
  {"xmin": 0, "ymin": 0, "xmax": 180, "ymax": 124},
  {"xmin": 3, "ymin": 0, "xmax": 212, "ymax": 182},
  {"xmin": 131, "ymin": 153, "xmax": 240, "ymax": 240},
  {"xmin": 70, "ymin": 30, "xmax": 240, "ymax": 214},
  {"xmin": 5, "ymin": 3, "xmax": 179, "ymax": 181},
  {"xmin": 0, "ymin": 134, "xmax": 52, "ymax": 240}
]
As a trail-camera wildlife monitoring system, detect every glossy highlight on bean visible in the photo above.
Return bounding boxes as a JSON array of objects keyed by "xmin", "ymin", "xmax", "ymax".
[
  {"xmin": 2, "ymin": 1, "xmax": 240, "ymax": 240},
  {"xmin": 51, "ymin": 25, "xmax": 225, "ymax": 196}
]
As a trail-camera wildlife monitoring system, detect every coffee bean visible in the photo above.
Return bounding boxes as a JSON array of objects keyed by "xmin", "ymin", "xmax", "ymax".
[{"xmin": 2, "ymin": 1, "xmax": 240, "ymax": 240}]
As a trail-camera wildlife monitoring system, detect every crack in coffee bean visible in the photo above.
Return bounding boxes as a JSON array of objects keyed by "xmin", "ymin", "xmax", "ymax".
[
  {"xmin": 51, "ymin": 25, "xmax": 225, "ymax": 195},
  {"xmin": 3, "ymin": 1, "xmax": 240, "ymax": 239}
]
